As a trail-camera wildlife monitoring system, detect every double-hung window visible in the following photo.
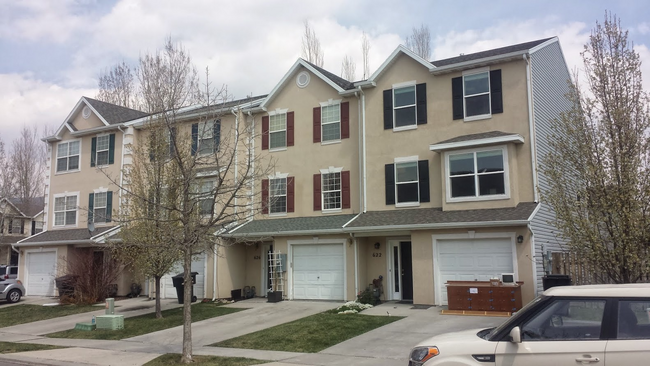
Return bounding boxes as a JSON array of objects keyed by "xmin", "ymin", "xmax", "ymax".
[
  {"xmin": 56, "ymin": 141, "xmax": 80, "ymax": 173},
  {"xmin": 321, "ymin": 103, "xmax": 341, "ymax": 142},
  {"xmin": 11, "ymin": 219, "xmax": 22, "ymax": 234},
  {"xmin": 385, "ymin": 158, "xmax": 429, "ymax": 206},
  {"xmin": 269, "ymin": 178, "xmax": 287, "ymax": 214},
  {"xmin": 93, "ymin": 192, "xmax": 109, "ymax": 223},
  {"xmin": 463, "ymin": 70, "xmax": 490, "ymax": 119},
  {"xmin": 269, "ymin": 113, "xmax": 287, "ymax": 149},
  {"xmin": 197, "ymin": 180, "xmax": 214, "ymax": 215},
  {"xmin": 393, "ymin": 85, "xmax": 417, "ymax": 128},
  {"xmin": 198, "ymin": 120, "xmax": 219, "ymax": 155},
  {"xmin": 95, "ymin": 135, "xmax": 110, "ymax": 166},
  {"xmin": 395, "ymin": 161, "xmax": 419, "ymax": 204},
  {"xmin": 54, "ymin": 194, "xmax": 77, "ymax": 226},
  {"xmin": 447, "ymin": 147, "xmax": 507, "ymax": 201},
  {"xmin": 452, "ymin": 67, "xmax": 502, "ymax": 121},
  {"xmin": 322, "ymin": 172, "xmax": 341, "ymax": 210}
]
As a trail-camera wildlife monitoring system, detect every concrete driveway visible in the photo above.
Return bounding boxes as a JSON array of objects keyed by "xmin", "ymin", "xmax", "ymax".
[{"xmin": 0, "ymin": 298, "xmax": 507, "ymax": 366}]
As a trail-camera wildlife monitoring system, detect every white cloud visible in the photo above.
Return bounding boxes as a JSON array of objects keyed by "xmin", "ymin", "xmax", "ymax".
[
  {"xmin": 0, "ymin": 73, "xmax": 95, "ymax": 143},
  {"xmin": 0, "ymin": 0, "xmax": 89, "ymax": 43}
]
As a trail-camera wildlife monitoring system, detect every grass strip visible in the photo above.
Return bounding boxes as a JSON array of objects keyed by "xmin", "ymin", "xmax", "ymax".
[
  {"xmin": 0, "ymin": 341, "xmax": 66, "ymax": 354},
  {"xmin": 0, "ymin": 304, "xmax": 96, "ymax": 328},
  {"xmin": 144, "ymin": 354, "xmax": 267, "ymax": 366},
  {"xmin": 213, "ymin": 312, "xmax": 402, "ymax": 353},
  {"xmin": 47, "ymin": 303, "xmax": 245, "ymax": 340}
]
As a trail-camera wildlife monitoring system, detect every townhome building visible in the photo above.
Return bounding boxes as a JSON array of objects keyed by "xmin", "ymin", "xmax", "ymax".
[
  {"xmin": 0, "ymin": 197, "xmax": 44, "ymax": 266},
  {"xmin": 16, "ymin": 36, "xmax": 570, "ymax": 306}
]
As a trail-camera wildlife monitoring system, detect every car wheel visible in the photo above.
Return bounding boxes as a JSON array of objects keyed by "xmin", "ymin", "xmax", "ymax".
[{"xmin": 6, "ymin": 289, "xmax": 21, "ymax": 303}]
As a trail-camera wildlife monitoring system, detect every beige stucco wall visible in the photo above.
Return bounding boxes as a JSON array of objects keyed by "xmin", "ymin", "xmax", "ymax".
[
  {"xmin": 363, "ymin": 54, "xmax": 534, "ymax": 212},
  {"xmin": 70, "ymin": 109, "xmax": 106, "ymax": 131},
  {"xmin": 255, "ymin": 65, "xmax": 361, "ymax": 218},
  {"xmin": 215, "ymin": 243, "xmax": 246, "ymax": 299}
]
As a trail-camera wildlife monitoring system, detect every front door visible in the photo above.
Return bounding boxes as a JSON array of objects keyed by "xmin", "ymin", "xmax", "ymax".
[{"xmin": 389, "ymin": 241, "xmax": 413, "ymax": 301}]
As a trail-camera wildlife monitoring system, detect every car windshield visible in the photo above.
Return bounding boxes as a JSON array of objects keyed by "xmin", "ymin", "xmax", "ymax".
[{"xmin": 485, "ymin": 295, "xmax": 545, "ymax": 340}]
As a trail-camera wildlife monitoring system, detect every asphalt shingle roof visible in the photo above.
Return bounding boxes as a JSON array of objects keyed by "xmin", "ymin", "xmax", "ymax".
[
  {"xmin": 19, "ymin": 226, "xmax": 117, "ymax": 244},
  {"xmin": 345, "ymin": 203, "xmax": 538, "ymax": 229},
  {"xmin": 230, "ymin": 214, "xmax": 357, "ymax": 236},
  {"xmin": 176, "ymin": 95, "xmax": 268, "ymax": 118},
  {"xmin": 304, "ymin": 60, "xmax": 356, "ymax": 90},
  {"xmin": 84, "ymin": 97, "xmax": 149, "ymax": 125},
  {"xmin": 431, "ymin": 38, "xmax": 553, "ymax": 67},
  {"xmin": 434, "ymin": 131, "xmax": 519, "ymax": 145},
  {"xmin": 6, "ymin": 197, "xmax": 44, "ymax": 217}
]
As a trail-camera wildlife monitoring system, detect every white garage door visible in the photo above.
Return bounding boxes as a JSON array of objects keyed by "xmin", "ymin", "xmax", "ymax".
[
  {"xmin": 27, "ymin": 251, "xmax": 57, "ymax": 296},
  {"xmin": 292, "ymin": 244, "xmax": 344, "ymax": 300},
  {"xmin": 161, "ymin": 254, "xmax": 206, "ymax": 300},
  {"xmin": 437, "ymin": 239, "xmax": 514, "ymax": 305}
]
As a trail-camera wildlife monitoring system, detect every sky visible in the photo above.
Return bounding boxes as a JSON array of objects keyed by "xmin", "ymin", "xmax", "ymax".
[{"xmin": 1, "ymin": 0, "xmax": 649, "ymax": 144}]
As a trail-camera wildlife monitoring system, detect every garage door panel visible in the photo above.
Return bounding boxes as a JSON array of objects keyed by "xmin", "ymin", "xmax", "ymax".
[
  {"xmin": 292, "ymin": 244, "xmax": 344, "ymax": 300},
  {"xmin": 27, "ymin": 251, "xmax": 57, "ymax": 296},
  {"xmin": 161, "ymin": 254, "xmax": 205, "ymax": 299}
]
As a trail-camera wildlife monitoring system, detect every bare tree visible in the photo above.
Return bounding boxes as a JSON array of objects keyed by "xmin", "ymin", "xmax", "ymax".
[
  {"xmin": 362, "ymin": 31, "xmax": 371, "ymax": 79},
  {"xmin": 96, "ymin": 61, "xmax": 137, "ymax": 109},
  {"xmin": 0, "ymin": 139, "xmax": 14, "ymax": 199},
  {"xmin": 341, "ymin": 55, "xmax": 356, "ymax": 81},
  {"xmin": 405, "ymin": 24, "xmax": 432, "ymax": 60},
  {"xmin": 301, "ymin": 20, "xmax": 324, "ymax": 67},
  {"xmin": 542, "ymin": 13, "xmax": 650, "ymax": 283},
  {"xmin": 10, "ymin": 126, "xmax": 46, "ymax": 204}
]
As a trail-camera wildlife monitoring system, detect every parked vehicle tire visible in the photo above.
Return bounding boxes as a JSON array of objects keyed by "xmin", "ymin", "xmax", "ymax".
[{"xmin": 6, "ymin": 289, "xmax": 21, "ymax": 303}]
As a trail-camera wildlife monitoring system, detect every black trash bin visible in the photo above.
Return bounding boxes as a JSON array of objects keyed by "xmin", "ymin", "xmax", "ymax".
[
  {"xmin": 542, "ymin": 274, "xmax": 572, "ymax": 290},
  {"xmin": 172, "ymin": 272, "xmax": 199, "ymax": 304},
  {"xmin": 54, "ymin": 274, "xmax": 78, "ymax": 297}
]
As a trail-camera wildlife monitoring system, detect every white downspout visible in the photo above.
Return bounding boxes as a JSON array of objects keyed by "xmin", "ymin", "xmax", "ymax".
[
  {"xmin": 117, "ymin": 125, "xmax": 128, "ymax": 212},
  {"xmin": 352, "ymin": 235, "xmax": 359, "ymax": 297},
  {"xmin": 212, "ymin": 244, "xmax": 218, "ymax": 300},
  {"xmin": 247, "ymin": 111, "xmax": 256, "ymax": 218},
  {"xmin": 524, "ymin": 54, "xmax": 539, "ymax": 202},
  {"xmin": 358, "ymin": 86, "xmax": 367, "ymax": 213},
  {"xmin": 231, "ymin": 109, "xmax": 239, "ymax": 214}
]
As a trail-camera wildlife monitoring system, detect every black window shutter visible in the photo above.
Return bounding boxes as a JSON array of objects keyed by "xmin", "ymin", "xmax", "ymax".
[
  {"xmin": 31, "ymin": 220, "xmax": 36, "ymax": 235},
  {"xmin": 383, "ymin": 89, "xmax": 393, "ymax": 129},
  {"xmin": 490, "ymin": 69, "xmax": 503, "ymax": 114},
  {"xmin": 416, "ymin": 83, "xmax": 427, "ymax": 125},
  {"xmin": 106, "ymin": 191, "xmax": 113, "ymax": 222},
  {"xmin": 452, "ymin": 77, "xmax": 464, "ymax": 120},
  {"xmin": 191, "ymin": 123, "xmax": 198, "ymax": 155},
  {"xmin": 7, "ymin": 220, "xmax": 11, "ymax": 234},
  {"xmin": 88, "ymin": 193, "xmax": 94, "ymax": 223},
  {"xmin": 169, "ymin": 127, "xmax": 177, "ymax": 157},
  {"xmin": 20, "ymin": 219, "xmax": 24, "ymax": 234},
  {"xmin": 108, "ymin": 133, "xmax": 115, "ymax": 165},
  {"xmin": 385, "ymin": 164, "xmax": 395, "ymax": 205},
  {"xmin": 418, "ymin": 160, "xmax": 430, "ymax": 203},
  {"xmin": 90, "ymin": 137, "xmax": 97, "ymax": 167},
  {"xmin": 213, "ymin": 120, "xmax": 221, "ymax": 152}
]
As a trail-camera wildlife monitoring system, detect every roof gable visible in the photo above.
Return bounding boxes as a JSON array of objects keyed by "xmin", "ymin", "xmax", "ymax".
[
  {"xmin": 366, "ymin": 45, "xmax": 434, "ymax": 84},
  {"xmin": 260, "ymin": 59, "xmax": 351, "ymax": 109}
]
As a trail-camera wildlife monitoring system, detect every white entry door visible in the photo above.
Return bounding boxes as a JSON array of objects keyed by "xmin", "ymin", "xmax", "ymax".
[
  {"xmin": 292, "ymin": 244, "xmax": 344, "ymax": 300},
  {"xmin": 161, "ymin": 254, "xmax": 206, "ymax": 299},
  {"xmin": 26, "ymin": 251, "xmax": 57, "ymax": 296},
  {"xmin": 437, "ymin": 238, "xmax": 514, "ymax": 305}
]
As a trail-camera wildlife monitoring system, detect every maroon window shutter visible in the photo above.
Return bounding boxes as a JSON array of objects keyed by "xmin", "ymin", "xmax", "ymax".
[
  {"xmin": 341, "ymin": 102, "xmax": 350, "ymax": 139},
  {"xmin": 313, "ymin": 107, "xmax": 321, "ymax": 143},
  {"xmin": 261, "ymin": 116, "xmax": 269, "ymax": 150},
  {"xmin": 261, "ymin": 179, "xmax": 269, "ymax": 214},
  {"xmin": 287, "ymin": 177, "xmax": 295, "ymax": 213},
  {"xmin": 313, "ymin": 174, "xmax": 322, "ymax": 211},
  {"xmin": 287, "ymin": 111, "xmax": 295, "ymax": 146},
  {"xmin": 342, "ymin": 171, "xmax": 351, "ymax": 209}
]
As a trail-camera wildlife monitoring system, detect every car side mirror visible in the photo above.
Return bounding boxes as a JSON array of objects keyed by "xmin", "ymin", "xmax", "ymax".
[{"xmin": 509, "ymin": 326, "xmax": 522, "ymax": 343}]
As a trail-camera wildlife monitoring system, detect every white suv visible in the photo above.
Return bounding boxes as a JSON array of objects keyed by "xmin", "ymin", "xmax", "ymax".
[{"xmin": 409, "ymin": 284, "xmax": 650, "ymax": 365}]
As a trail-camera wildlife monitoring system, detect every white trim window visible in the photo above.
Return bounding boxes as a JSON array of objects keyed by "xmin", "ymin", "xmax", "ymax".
[
  {"xmin": 393, "ymin": 82, "xmax": 416, "ymax": 128},
  {"xmin": 395, "ymin": 160, "xmax": 419, "ymax": 205},
  {"xmin": 269, "ymin": 112, "xmax": 287, "ymax": 149},
  {"xmin": 11, "ymin": 219, "xmax": 21, "ymax": 234},
  {"xmin": 269, "ymin": 177, "xmax": 287, "ymax": 214},
  {"xmin": 321, "ymin": 102, "xmax": 341, "ymax": 142},
  {"xmin": 198, "ymin": 120, "xmax": 217, "ymax": 155},
  {"xmin": 463, "ymin": 68, "xmax": 491, "ymax": 120},
  {"xmin": 322, "ymin": 172, "xmax": 342, "ymax": 210},
  {"xmin": 93, "ymin": 192, "xmax": 108, "ymax": 223},
  {"xmin": 95, "ymin": 135, "xmax": 110, "ymax": 166},
  {"xmin": 56, "ymin": 140, "xmax": 80, "ymax": 173},
  {"xmin": 54, "ymin": 194, "xmax": 78, "ymax": 226},
  {"xmin": 196, "ymin": 180, "xmax": 214, "ymax": 216},
  {"xmin": 447, "ymin": 146, "xmax": 508, "ymax": 201}
]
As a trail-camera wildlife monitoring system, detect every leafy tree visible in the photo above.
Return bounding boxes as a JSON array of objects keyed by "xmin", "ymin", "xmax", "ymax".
[{"xmin": 542, "ymin": 13, "xmax": 650, "ymax": 283}]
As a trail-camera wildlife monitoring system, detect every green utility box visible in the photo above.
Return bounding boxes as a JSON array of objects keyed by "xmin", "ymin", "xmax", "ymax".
[{"xmin": 96, "ymin": 314, "xmax": 124, "ymax": 330}]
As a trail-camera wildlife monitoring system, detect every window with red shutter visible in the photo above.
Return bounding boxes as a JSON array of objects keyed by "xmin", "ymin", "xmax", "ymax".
[{"xmin": 313, "ymin": 174, "xmax": 322, "ymax": 211}]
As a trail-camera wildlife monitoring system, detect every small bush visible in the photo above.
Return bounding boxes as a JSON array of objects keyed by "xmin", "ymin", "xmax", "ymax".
[
  {"xmin": 330, "ymin": 301, "xmax": 373, "ymax": 314},
  {"xmin": 356, "ymin": 288, "xmax": 379, "ymax": 305}
]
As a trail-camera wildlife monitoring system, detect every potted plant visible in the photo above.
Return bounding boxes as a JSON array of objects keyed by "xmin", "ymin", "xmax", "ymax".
[{"xmin": 267, "ymin": 288, "xmax": 283, "ymax": 303}]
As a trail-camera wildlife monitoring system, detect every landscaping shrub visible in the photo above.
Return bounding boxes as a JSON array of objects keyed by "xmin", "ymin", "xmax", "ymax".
[
  {"xmin": 331, "ymin": 301, "xmax": 373, "ymax": 314},
  {"xmin": 59, "ymin": 249, "xmax": 123, "ymax": 305},
  {"xmin": 356, "ymin": 288, "xmax": 379, "ymax": 305}
]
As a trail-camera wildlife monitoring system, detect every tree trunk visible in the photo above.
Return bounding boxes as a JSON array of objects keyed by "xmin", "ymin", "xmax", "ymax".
[
  {"xmin": 180, "ymin": 249, "xmax": 193, "ymax": 363},
  {"xmin": 154, "ymin": 275, "xmax": 162, "ymax": 319}
]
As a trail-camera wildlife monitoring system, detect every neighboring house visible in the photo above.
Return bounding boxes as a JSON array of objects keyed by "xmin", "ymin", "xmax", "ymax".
[
  {"xmin": 17, "ymin": 37, "xmax": 571, "ymax": 305},
  {"xmin": 0, "ymin": 197, "xmax": 44, "ymax": 266}
]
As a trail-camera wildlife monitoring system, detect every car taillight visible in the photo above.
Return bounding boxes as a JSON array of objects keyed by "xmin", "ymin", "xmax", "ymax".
[
  {"xmin": 16, "ymin": 280, "xmax": 22, "ymax": 285},
  {"xmin": 3, "ymin": 274, "xmax": 7, "ymax": 279}
]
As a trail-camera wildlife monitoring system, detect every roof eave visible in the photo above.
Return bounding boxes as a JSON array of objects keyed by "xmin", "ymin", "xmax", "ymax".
[
  {"xmin": 430, "ymin": 50, "xmax": 529, "ymax": 75},
  {"xmin": 429, "ymin": 134, "xmax": 525, "ymax": 152},
  {"xmin": 70, "ymin": 124, "xmax": 123, "ymax": 137},
  {"xmin": 14, "ymin": 239, "xmax": 94, "ymax": 247},
  {"xmin": 226, "ymin": 228, "xmax": 345, "ymax": 238},
  {"xmin": 345, "ymin": 219, "xmax": 530, "ymax": 233}
]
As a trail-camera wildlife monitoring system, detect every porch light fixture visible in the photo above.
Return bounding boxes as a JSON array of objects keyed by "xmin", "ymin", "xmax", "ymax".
[
  {"xmin": 517, "ymin": 235, "xmax": 524, "ymax": 244},
  {"xmin": 374, "ymin": 242, "xmax": 380, "ymax": 249}
]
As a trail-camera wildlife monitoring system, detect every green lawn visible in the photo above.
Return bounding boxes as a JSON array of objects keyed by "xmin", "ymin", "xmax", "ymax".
[
  {"xmin": 47, "ymin": 303, "xmax": 245, "ymax": 340},
  {"xmin": 0, "ymin": 341, "xmax": 66, "ymax": 354},
  {"xmin": 144, "ymin": 354, "xmax": 267, "ymax": 366},
  {"xmin": 212, "ymin": 312, "xmax": 402, "ymax": 353},
  {"xmin": 0, "ymin": 304, "xmax": 97, "ymax": 328}
]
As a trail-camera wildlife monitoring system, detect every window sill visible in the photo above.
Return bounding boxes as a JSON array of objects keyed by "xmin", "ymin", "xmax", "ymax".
[
  {"xmin": 446, "ymin": 194, "xmax": 510, "ymax": 203},
  {"xmin": 392, "ymin": 124, "xmax": 417, "ymax": 132},
  {"xmin": 269, "ymin": 147, "xmax": 287, "ymax": 153},
  {"xmin": 322, "ymin": 208, "xmax": 342, "ymax": 214},
  {"xmin": 464, "ymin": 114, "xmax": 491, "ymax": 122},
  {"xmin": 395, "ymin": 202, "xmax": 420, "ymax": 208},
  {"xmin": 268, "ymin": 212, "xmax": 287, "ymax": 217},
  {"xmin": 54, "ymin": 169, "xmax": 81, "ymax": 176},
  {"xmin": 321, "ymin": 140, "xmax": 341, "ymax": 146}
]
